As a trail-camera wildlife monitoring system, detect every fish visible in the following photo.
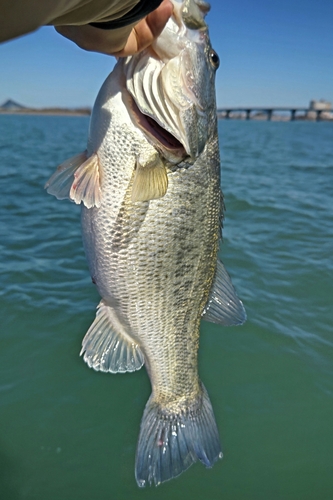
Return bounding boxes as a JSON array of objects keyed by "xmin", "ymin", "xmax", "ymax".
[{"xmin": 45, "ymin": 0, "xmax": 246, "ymax": 487}]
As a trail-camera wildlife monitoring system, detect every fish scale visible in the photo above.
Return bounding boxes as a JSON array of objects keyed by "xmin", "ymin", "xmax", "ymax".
[
  {"xmin": 46, "ymin": 0, "xmax": 246, "ymax": 487},
  {"xmin": 84, "ymin": 101, "xmax": 222, "ymax": 434}
]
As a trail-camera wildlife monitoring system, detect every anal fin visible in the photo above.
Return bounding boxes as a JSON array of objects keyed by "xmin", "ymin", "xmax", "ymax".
[
  {"xmin": 81, "ymin": 300, "xmax": 144, "ymax": 373},
  {"xmin": 202, "ymin": 260, "xmax": 247, "ymax": 326}
]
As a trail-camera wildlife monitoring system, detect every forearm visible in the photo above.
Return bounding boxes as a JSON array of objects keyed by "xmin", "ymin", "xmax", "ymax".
[{"xmin": 0, "ymin": 0, "xmax": 140, "ymax": 42}]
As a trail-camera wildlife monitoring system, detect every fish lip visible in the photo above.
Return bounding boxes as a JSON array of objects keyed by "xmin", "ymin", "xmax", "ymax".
[{"xmin": 125, "ymin": 92, "xmax": 187, "ymax": 162}]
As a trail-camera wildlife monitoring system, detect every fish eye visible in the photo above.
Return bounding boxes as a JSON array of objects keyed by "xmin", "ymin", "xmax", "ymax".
[{"xmin": 209, "ymin": 49, "xmax": 220, "ymax": 69}]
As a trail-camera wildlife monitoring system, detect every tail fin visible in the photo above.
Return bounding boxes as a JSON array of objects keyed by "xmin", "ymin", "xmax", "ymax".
[{"xmin": 135, "ymin": 385, "xmax": 222, "ymax": 487}]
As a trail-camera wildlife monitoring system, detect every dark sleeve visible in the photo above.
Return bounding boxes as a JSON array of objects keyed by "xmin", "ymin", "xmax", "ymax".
[{"xmin": 89, "ymin": 0, "xmax": 163, "ymax": 29}]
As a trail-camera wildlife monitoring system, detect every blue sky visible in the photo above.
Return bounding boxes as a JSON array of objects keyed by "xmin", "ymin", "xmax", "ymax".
[{"xmin": 0, "ymin": 0, "xmax": 332, "ymax": 108}]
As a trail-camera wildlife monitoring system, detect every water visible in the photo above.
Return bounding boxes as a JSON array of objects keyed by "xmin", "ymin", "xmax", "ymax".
[{"xmin": 0, "ymin": 115, "xmax": 332, "ymax": 499}]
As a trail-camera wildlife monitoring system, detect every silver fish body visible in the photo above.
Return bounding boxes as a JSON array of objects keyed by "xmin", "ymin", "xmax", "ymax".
[{"xmin": 46, "ymin": 0, "xmax": 246, "ymax": 487}]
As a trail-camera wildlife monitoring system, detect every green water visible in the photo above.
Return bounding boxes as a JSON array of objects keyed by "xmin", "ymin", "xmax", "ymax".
[{"xmin": 0, "ymin": 115, "xmax": 332, "ymax": 499}]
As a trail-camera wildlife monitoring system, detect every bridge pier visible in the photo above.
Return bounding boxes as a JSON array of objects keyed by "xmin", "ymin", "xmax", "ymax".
[
  {"xmin": 266, "ymin": 109, "xmax": 273, "ymax": 121},
  {"xmin": 245, "ymin": 109, "xmax": 251, "ymax": 120},
  {"xmin": 291, "ymin": 109, "xmax": 296, "ymax": 121}
]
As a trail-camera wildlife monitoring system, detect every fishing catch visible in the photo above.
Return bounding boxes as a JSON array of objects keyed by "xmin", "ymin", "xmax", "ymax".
[{"xmin": 46, "ymin": 0, "xmax": 246, "ymax": 487}]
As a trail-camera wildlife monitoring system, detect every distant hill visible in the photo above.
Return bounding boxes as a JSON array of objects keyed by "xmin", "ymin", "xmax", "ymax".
[
  {"xmin": 0, "ymin": 99, "xmax": 26, "ymax": 110},
  {"xmin": 0, "ymin": 99, "xmax": 91, "ymax": 115}
]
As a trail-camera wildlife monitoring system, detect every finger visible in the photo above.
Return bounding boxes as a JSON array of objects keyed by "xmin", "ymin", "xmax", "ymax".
[
  {"xmin": 146, "ymin": 0, "xmax": 173, "ymax": 38},
  {"xmin": 113, "ymin": 0, "xmax": 173, "ymax": 57}
]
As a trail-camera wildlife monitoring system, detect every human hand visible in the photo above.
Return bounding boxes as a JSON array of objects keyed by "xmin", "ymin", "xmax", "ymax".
[{"xmin": 55, "ymin": 0, "xmax": 173, "ymax": 57}]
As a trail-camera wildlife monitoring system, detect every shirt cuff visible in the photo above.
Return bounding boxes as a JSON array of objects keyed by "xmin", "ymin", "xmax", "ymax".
[{"xmin": 89, "ymin": 0, "xmax": 163, "ymax": 29}]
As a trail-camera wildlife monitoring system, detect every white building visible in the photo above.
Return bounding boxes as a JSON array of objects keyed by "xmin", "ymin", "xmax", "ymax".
[{"xmin": 309, "ymin": 99, "xmax": 332, "ymax": 111}]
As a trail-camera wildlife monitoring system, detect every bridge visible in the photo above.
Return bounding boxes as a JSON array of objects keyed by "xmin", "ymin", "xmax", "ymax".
[{"xmin": 216, "ymin": 107, "xmax": 333, "ymax": 121}]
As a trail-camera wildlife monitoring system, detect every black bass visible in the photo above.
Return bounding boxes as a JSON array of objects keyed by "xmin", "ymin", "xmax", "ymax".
[{"xmin": 46, "ymin": 0, "xmax": 246, "ymax": 487}]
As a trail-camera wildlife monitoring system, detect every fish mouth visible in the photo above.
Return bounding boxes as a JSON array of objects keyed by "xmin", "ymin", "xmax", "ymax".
[{"xmin": 127, "ymin": 94, "xmax": 187, "ymax": 161}]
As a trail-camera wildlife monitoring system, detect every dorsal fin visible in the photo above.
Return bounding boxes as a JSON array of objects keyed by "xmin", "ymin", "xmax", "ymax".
[{"xmin": 45, "ymin": 151, "xmax": 102, "ymax": 209}]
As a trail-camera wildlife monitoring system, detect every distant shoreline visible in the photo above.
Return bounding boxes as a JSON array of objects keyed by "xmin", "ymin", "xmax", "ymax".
[{"xmin": 0, "ymin": 109, "xmax": 91, "ymax": 116}]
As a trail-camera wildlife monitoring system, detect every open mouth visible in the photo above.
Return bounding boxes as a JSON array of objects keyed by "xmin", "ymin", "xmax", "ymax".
[{"xmin": 127, "ymin": 94, "xmax": 186, "ymax": 159}]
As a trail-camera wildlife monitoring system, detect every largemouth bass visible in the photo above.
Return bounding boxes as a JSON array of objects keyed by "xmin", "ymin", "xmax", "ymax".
[{"xmin": 46, "ymin": 0, "xmax": 246, "ymax": 487}]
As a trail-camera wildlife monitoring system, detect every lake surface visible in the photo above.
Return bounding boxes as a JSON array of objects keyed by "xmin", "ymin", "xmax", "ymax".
[{"xmin": 0, "ymin": 115, "xmax": 332, "ymax": 499}]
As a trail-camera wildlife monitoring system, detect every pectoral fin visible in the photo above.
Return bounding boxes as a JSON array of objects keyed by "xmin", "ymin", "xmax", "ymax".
[
  {"xmin": 131, "ymin": 152, "xmax": 168, "ymax": 202},
  {"xmin": 80, "ymin": 300, "xmax": 145, "ymax": 373},
  {"xmin": 202, "ymin": 260, "xmax": 247, "ymax": 326},
  {"xmin": 45, "ymin": 151, "xmax": 102, "ymax": 208}
]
